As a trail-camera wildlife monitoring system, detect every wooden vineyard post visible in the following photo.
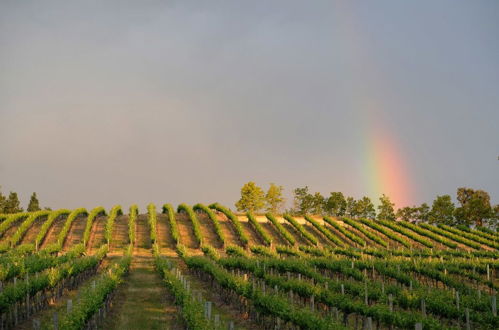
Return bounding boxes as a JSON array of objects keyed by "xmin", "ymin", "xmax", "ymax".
[
  {"xmin": 492, "ymin": 295, "xmax": 497, "ymax": 317},
  {"xmin": 465, "ymin": 308, "xmax": 470, "ymax": 330},
  {"xmin": 364, "ymin": 282, "xmax": 368, "ymax": 305},
  {"xmin": 67, "ymin": 299, "xmax": 72, "ymax": 314},
  {"xmin": 421, "ymin": 299, "xmax": 426, "ymax": 317},
  {"xmin": 53, "ymin": 312, "xmax": 58, "ymax": 330},
  {"xmin": 26, "ymin": 294, "xmax": 30, "ymax": 318},
  {"xmin": 32, "ymin": 318, "xmax": 40, "ymax": 330},
  {"xmin": 214, "ymin": 314, "xmax": 220, "ymax": 327},
  {"xmin": 456, "ymin": 291, "xmax": 460, "ymax": 311},
  {"xmin": 228, "ymin": 321, "xmax": 234, "ymax": 330},
  {"xmin": 415, "ymin": 322, "xmax": 422, "ymax": 330},
  {"xmin": 341, "ymin": 284, "xmax": 345, "ymax": 295},
  {"xmin": 204, "ymin": 301, "xmax": 212, "ymax": 321},
  {"xmin": 388, "ymin": 294, "xmax": 393, "ymax": 312}
]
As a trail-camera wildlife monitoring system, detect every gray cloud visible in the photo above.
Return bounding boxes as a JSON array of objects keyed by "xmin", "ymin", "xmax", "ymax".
[{"xmin": 1, "ymin": 0, "xmax": 498, "ymax": 210}]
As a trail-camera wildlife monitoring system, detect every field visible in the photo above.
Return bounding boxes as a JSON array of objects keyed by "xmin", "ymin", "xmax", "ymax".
[{"xmin": 0, "ymin": 203, "xmax": 497, "ymax": 330}]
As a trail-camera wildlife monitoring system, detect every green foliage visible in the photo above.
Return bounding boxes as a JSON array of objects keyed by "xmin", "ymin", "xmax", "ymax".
[
  {"xmin": 178, "ymin": 203, "xmax": 203, "ymax": 246},
  {"xmin": 148, "ymin": 203, "xmax": 157, "ymax": 244},
  {"xmin": 154, "ymin": 251, "xmax": 215, "ymax": 330},
  {"xmin": 27, "ymin": 192, "xmax": 41, "ymax": 212},
  {"xmin": 105, "ymin": 205, "xmax": 123, "ymax": 245},
  {"xmin": 304, "ymin": 215, "xmax": 345, "ymax": 246},
  {"xmin": 209, "ymin": 203, "xmax": 248, "ymax": 245},
  {"xmin": 324, "ymin": 192, "xmax": 347, "ymax": 216},
  {"xmin": 35, "ymin": 209, "xmax": 71, "ymax": 249},
  {"xmin": 419, "ymin": 223, "xmax": 481, "ymax": 249},
  {"xmin": 235, "ymin": 181, "xmax": 265, "ymax": 213},
  {"xmin": 201, "ymin": 244, "xmax": 220, "ymax": 260},
  {"xmin": 0, "ymin": 244, "xmax": 84, "ymax": 282},
  {"xmin": 3, "ymin": 192, "xmax": 23, "ymax": 214},
  {"xmin": 342, "ymin": 218, "xmax": 388, "ymax": 247},
  {"xmin": 283, "ymin": 214, "xmax": 318, "ymax": 245},
  {"xmin": 83, "ymin": 207, "xmax": 106, "ymax": 247},
  {"xmin": 396, "ymin": 206, "xmax": 419, "ymax": 222},
  {"xmin": 51, "ymin": 208, "xmax": 88, "ymax": 252},
  {"xmin": 429, "ymin": 195, "xmax": 455, "ymax": 225},
  {"xmin": 378, "ymin": 220, "xmax": 433, "ymax": 248},
  {"xmin": 250, "ymin": 245, "xmax": 278, "ymax": 257},
  {"xmin": 438, "ymin": 224, "xmax": 499, "ymax": 249},
  {"xmin": 397, "ymin": 221, "xmax": 458, "ymax": 248},
  {"xmin": 246, "ymin": 212, "xmax": 272, "ymax": 245},
  {"xmin": 6, "ymin": 210, "xmax": 50, "ymax": 248},
  {"xmin": 265, "ymin": 213, "xmax": 295, "ymax": 245},
  {"xmin": 59, "ymin": 250, "xmax": 131, "ymax": 329},
  {"xmin": 225, "ymin": 245, "xmax": 249, "ymax": 258},
  {"xmin": 455, "ymin": 187, "xmax": 495, "ymax": 227},
  {"xmin": 0, "ymin": 245, "xmax": 108, "ymax": 314},
  {"xmin": 193, "ymin": 203, "xmax": 225, "ymax": 246},
  {"xmin": 292, "ymin": 186, "xmax": 314, "ymax": 215},
  {"xmin": 323, "ymin": 216, "xmax": 364, "ymax": 246},
  {"xmin": 354, "ymin": 196, "xmax": 376, "ymax": 219},
  {"xmin": 265, "ymin": 183, "xmax": 285, "ymax": 213},
  {"xmin": 0, "ymin": 187, "xmax": 5, "ymax": 214},
  {"xmin": 345, "ymin": 197, "xmax": 356, "ymax": 217},
  {"xmin": 377, "ymin": 194, "xmax": 395, "ymax": 221},
  {"xmin": 185, "ymin": 255, "xmax": 346, "ymax": 330},
  {"xmin": 162, "ymin": 204, "xmax": 179, "ymax": 244},
  {"xmin": 128, "ymin": 204, "xmax": 138, "ymax": 246},
  {"xmin": 0, "ymin": 212, "xmax": 29, "ymax": 237},
  {"xmin": 360, "ymin": 218, "xmax": 411, "ymax": 248}
]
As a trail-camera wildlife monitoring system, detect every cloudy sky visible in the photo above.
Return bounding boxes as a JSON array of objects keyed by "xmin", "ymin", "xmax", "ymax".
[{"xmin": 1, "ymin": 0, "xmax": 498, "ymax": 211}]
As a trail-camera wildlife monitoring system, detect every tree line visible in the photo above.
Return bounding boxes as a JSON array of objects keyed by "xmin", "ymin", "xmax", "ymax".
[
  {"xmin": 0, "ymin": 186, "xmax": 45, "ymax": 214},
  {"xmin": 235, "ymin": 182, "xmax": 499, "ymax": 229}
]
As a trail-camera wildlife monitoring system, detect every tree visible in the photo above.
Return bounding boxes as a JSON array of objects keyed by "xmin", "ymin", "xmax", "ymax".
[
  {"xmin": 292, "ymin": 186, "xmax": 314, "ymax": 215},
  {"xmin": 27, "ymin": 192, "xmax": 41, "ymax": 212},
  {"xmin": 454, "ymin": 187, "xmax": 494, "ymax": 227},
  {"xmin": 235, "ymin": 182, "xmax": 265, "ymax": 213},
  {"xmin": 310, "ymin": 192, "xmax": 325, "ymax": 215},
  {"xmin": 324, "ymin": 192, "xmax": 347, "ymax": 216},
  {"xmin": 428, "ymin": 195, "xmax": 455, "ymax": 225},
  {"xmin": 354, "ymin": 196, "xmax": 376, "ymax": 219},
  {"xmin": 416, "ymin": 203, "xmax": 430, "ymax": 223},
  {"xmin": 345, "ymin": 197, "xmax": 357, "ymax": 217},
  {"xmin": 377, "ymin": 194, "xmax": 396, "ymax": 221},
  {"xmin": 4, "ymin": 192, "xmax": 23, "ymax": 214},
  {"xmin": 396, "ymin": 206, "xmax": 419, "ymax": 222},
  {"xmin": 265, "ymin": 183, "xmax": 285, "ymax": 214},
  {"xmin": 0, "ymin": 187, "xmax": 6, "ymax": 213}
]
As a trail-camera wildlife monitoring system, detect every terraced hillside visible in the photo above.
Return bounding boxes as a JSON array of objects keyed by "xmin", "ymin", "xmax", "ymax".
[{"xmin": 0, "ymin": 203, "xmax": 497, "ymax": 329}]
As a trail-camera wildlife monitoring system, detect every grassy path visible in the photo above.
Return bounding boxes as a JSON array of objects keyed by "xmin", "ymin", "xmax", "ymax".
[{"xmin": 103, "ymin": 216, "xmax": 182, "ymax": 329}]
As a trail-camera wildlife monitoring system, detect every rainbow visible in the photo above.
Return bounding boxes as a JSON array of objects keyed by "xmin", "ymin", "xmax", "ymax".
[
  {"xmin": 362, "ymin": 114, "xmax": 414, "ymax": 208},
  {"xmin": 333, "ymin": 1, "xmax": 416, "ymax": 207}
]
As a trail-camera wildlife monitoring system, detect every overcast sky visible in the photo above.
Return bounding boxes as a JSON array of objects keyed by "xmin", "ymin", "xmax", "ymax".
[{"xmin": 1, "ymin": 1, "xmax": 498, "ymax": 211}]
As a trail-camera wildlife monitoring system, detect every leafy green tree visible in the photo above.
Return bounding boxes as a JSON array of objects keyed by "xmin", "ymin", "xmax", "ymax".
[
  {"xmin": 324, "ymin": 192, "xmax": 347, "ymax": 216},
  {"xmin": 377, "ymin": 194, "xmax": 396, "ymax": 221},
  {"xmin": 454, "ymin": 187, "xmax": 494, "ymax": 227},
  {"xmin": 0, "ymin": 187, "xmax": 6, "ymax": 213},
  {"xmin": 416, "ymin": 203, "xmax": 430, "ymax": 223},
  {"xmin": 265, "ymin": 183, "xmax": 285, "ymax": 214},
  {"xmin": 428, "ymin": 195, "xmax": 455, "ymax": 225},
  {"xmin": 4, "ymin": 192, "xmax": 23, "ymax": 214},
  {"xmin": 27, "ymin": 192, "xmax": 41, "ymax": 212},
  {"xmin": 396, "ymin": 206, "xmax": 419, "ymax": 222},
  {"xmin": 311, "ymin": 192, "xmax": 325, "ymax": 215},
  {"xmin": 354, "ymin": 196, "xmax": 376, "ymax": 219},
  {"xmin": 292, "ymin": 186, "xmax": 314, "ymax": 215},
  {"xmin": 345, "ymin": 197, "xmax": 357, "ymax": 217},
  {"xmin": 235, "ymin": 182, "xmax": 265, "ymax": 213}
]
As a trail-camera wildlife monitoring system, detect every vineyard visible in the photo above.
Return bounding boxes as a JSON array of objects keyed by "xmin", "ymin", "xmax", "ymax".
[{"xmin": 0, "ymin": 204, "xmax": 497, "ymax": 330}]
